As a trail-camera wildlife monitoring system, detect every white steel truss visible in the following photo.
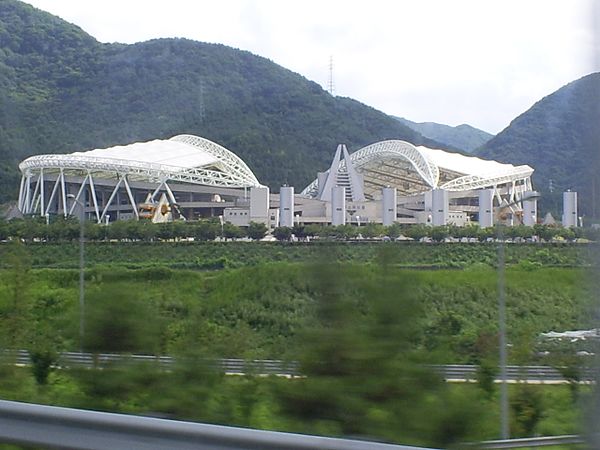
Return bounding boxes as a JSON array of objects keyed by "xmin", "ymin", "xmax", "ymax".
[
  {"xmin": 18, "ymin": 134, "xmax": 264, "ymax": 221},
  {"xmin": 19, "ymin": 135, "xmax": 262, "ymax": 190},
  {"xmin": 302, "ymin": 140, "xmax": 533, "ymax": 197}
]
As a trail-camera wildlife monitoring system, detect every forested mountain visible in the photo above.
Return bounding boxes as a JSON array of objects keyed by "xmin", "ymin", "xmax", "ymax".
[
  {"xmin": 395, "ymin": 117, "xmax": 493, "ymax": 153},
  {"xmin": 478, "ymin": 73, "xmax": 600, "ymax": 218},
  {"xmin": 0, "ymin": 0, "xmax": 448, "ymax": 203}
]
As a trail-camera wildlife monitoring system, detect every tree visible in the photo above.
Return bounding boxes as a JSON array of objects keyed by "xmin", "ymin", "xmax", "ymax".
[
  {"xmin": 83, "ymin": 283, "xmax": 162, "ymax": 354},
  {"xmin": 108, "ymin": 220, "xmax": 129, "ymax": 241},
  {"xmin": 292, "ymin": 224, "xmax": 306, "ymax": 239},
  {"xmin": 510, "ymin": 384, "xmax": 544, "ymax": 437},
  {"xmin": 385, "ymin": 223, "xmax": 402, "ymax": 239},
  {"xmin": 223, "ymin": 223, "xmax": 245, "ymax": 240},
  {"xmin": 0, "ymin": 240, "xmax": 31, "ymax": 348},
  {"xmin": 247, "ymin": 221, "xmax": 268, "ymax": 240},
  {"xmin": 273, "ymin": 226, "xmax": 292, "ymax": 241},
  {"xmin": 303, "ymin": 224, "xmax": 323, "ymax": 238},
  {"xmin": 361, "ymin": 223, "xmax": 384, "ymax": 239},
  {"xmin": 405, "ymin": 224, "xmax": 429, "ymax": 241},
  {"xmin": 477, "ymin": 227, "xmax": 494, "ymax": 242},
  {"xmin": 430, "ymin": 226, "xmax": 449, "ymax": 242},
  {"xmin": 533, "ymin": 224, "xmax": 557, "ymax": 242},
  {"xmin": 280, "ymin": 250, "xmax": 487, "ymax": 446},
  {"xmin": 193, "ymin": 221, "xmax": 218, "ymax": 241}
]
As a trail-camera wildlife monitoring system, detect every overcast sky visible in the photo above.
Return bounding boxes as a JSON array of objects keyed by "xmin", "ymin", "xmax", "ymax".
[{"xmin": 24, "ymin": 0, "xmax": 599, "ymax": 134}]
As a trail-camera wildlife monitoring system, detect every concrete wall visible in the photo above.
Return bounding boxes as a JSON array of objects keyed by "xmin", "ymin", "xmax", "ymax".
[
  {"xmin": 431, "ymin": 189, "xmax": 448, "ymax": 226},
  {"xmin": 279, "ymin": 186, "xmax": 294, "ymax": 227},
  {"xmin": 522, "ymin": 191, "xmax": 538, "ymax": 226},
  {"xmin": 382, "ymin": 187, "xmax": 397, "ymax": 226},
  {"xmin": 478, "ymin": 189, "xmax": 494, "ymax": 228},
  {"xmin": 562, "ymin": 191, "xmax": 578, "ymax": 227},
  {"xmin": 249, "ymin": 186, "xmax": 269, "ymax": 225},
  {"xmin": 331, "ymin": 186, "xmax": 346, "ymax": 226}
]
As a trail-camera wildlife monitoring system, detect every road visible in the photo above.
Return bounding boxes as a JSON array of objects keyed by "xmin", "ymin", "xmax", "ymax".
[{"xmin": 5, "ymin": 350, "xmax": 595, "ymax": 384}]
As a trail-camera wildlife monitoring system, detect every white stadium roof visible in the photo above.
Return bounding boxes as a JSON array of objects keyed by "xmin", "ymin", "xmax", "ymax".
[
  {"xmin": 19, "ymin": 134, "xmax": 261, "ymax": 188},
  {"xmin": 302, "ymin": 140, "xmax": 533, "ymax": 198}
]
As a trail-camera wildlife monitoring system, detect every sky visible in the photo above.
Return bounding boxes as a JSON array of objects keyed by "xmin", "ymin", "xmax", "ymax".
[{"xmin": 23, "ymin": 0, "xmax": 599, "ymax": 134}]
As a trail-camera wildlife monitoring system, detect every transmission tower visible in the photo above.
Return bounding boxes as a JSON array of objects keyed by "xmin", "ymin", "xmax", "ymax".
[
  {"xmin": 198, "ymin": 78, "xmax": 206, "ymax": 124},
  {"xmin": 328, "ymin": 55, "xmax": 335, "ymax": 95}
]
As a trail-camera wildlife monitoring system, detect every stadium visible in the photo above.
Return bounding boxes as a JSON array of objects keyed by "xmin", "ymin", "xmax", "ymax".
[
  {"xmin": 18, "ymin": 135, "xmax": 262, "ymax": 223},
  {"xmin": 17, "ymin": 134, "xmax": 539, "ymax": 227}
]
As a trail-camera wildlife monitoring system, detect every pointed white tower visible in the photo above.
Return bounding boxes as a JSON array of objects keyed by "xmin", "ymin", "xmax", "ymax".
[{"xmin": 317, "ymin": 144, "xmax": 365, "ymax": 202}]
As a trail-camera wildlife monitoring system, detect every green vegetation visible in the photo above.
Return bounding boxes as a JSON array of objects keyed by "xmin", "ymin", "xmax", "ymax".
[
  {"xmin": 0, "ymin": 241, "xmax": 592, "ymax": 444},
  {"xmin": 0, "ymin": 251, "xmax": 591, "ymax": 361},
  {"xmin": 0, "ymin": 238, "xmax": 593, "ymax": 271},
  {"xmin": 0, "ymin": 0, "xmax": 452, "ymax": 204},
  {"xmin": 478, "ymin": 72, "xmax": 600, "ymax": 219},
  {"xmin": 0, "ymin": 0, "xmax": 595, "ymax": 443},
  {"xmin": 396, "ymin": 117, "xmax": 493, "ymax": 153}
]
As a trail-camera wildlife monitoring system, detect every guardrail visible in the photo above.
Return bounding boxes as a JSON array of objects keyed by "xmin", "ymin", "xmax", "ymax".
[
  {"xmin": 432, "ymin": 364, "xmax": 595, "ymax": 383},
  {"xmin": 478, "ymin": 434, "xmax": 585, "ymax": 448},
  {"xmin": 0, "ymin": 399, "xmax": 437, "ymax": 450},
  {"xmin": 4, "ymin": 350, "xmax": 596, "ymax": 382}
]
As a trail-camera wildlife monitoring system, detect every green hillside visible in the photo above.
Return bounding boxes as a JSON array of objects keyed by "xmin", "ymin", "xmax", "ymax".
[
  {"xmin": 478, "ymin": 73, "xmax": 600, "ymax": 218},
  {"xmin": 0, "ymin": 0, "xmax": 448, "ymax": 203},
  {"xmin": 396, "ymin": 117, "xmax": 493, "ymax": 152}
]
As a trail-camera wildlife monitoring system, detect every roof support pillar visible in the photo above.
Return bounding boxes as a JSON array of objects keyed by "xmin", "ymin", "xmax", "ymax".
[
  {"xmin": 150, "ymin": 181, "xmax": 165, "ymax": 203},
  {"xmin": 45, "ymin": 175, "xmax": 62, "ymax": 216},
  {"xmin": 68, "ymin": 174, "xmax": 89, "ymax": 216},
  {"xmin": 122, "ymin": 176, "xmax": 139, "ymax": 220},
  {"xmin": 24, "ymin": 174, "xmax": 31, "ymax": 215},
  {"xmin": 100, "ymin": 178, "xmax": 123, "ymax": 223},
  {"xmin": 163, "ymin": 181, "xmax": 177, "ymax": 206},
  {"xmin": 29, "ymin": 173, "xmax": 42, "ymax": 215},
  {"xmin": 17, "ymin": 175, "xmax": 25, "ymax": 212},
  {"xmin": 87, "ymin": 172, "xmax": 101, "ymax": 223},
  {"xmin": 60, "ymin": 169, "xmax": 68, "ymax": 217},
  {"xmin": 39, "ymin": 169, "xmax": 45, "ymax": 218}
]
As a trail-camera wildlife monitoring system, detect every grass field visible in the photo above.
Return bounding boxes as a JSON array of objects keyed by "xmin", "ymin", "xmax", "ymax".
[{"xmin": 0, "ymin": 240, "xmax": 596, "ymax": 446}]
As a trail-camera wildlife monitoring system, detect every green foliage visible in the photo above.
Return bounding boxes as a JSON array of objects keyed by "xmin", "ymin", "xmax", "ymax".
[
  {"xmin": 510, "ymin": 384, "xmax": 545, "ymax": 437},
  {"xmin": 279, "ymin": 257, "xmax": 487, "ymax": 446},
  {"xmin": 0, "ymin": 0, "xmax": 447, "ymax": 204},
  {"xmin": 29, "ymin": 350, "xmax": 56, "ymax": 385},
  {"xmin": 0, "ymin": 247, "xmax": 590, "ymax": 443},
  {"xmin": 0, "ymin": 240, "xmax": 31, "ymax": 347},
  {"xmin": 83, "ymin": 283, "xmax": 163, "ymax": 354},
  {"xmin": 246, "ymin": 221, "xmax": 267, "ymax": 240},
  {"xmin": 272, "ymin": 226, "xmax": 292, "ymax": 241},
  {"xmin": 478, "ymin": 73, "xmax": 600, "ymax": 218},
  {"xmin": 396, "ymin": 117, "xmax": 493, "ymax": 153}
]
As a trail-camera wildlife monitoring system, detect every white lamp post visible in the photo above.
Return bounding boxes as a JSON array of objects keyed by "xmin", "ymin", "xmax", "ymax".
[
  {"xmin": 67, "ymin": 194, "xmax": 85, "ymax": 351},
  {"xmin": 497, "ymin": 191, "xmax": 540, "ymax": 439}
]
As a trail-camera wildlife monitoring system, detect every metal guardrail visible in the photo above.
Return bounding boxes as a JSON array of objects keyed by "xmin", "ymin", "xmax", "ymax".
[
  {"xmin": 433, "ymin": 364, "xmax": 596, "ymax": 383},
  {"xmin": 4, "ymin": 350, "xmax": 596, "ymax": 382},
  {"xmin": 478, "ymin": 434, "xmax": 585, "ymax": 448},
  {"xmin": 0, "ymin": 399, "xmax": 437, "ymax": 450}
]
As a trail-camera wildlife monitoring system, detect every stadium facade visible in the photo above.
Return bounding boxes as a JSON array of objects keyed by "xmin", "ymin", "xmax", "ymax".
[{"xmin": 17, "ymin": 134, "xmax": 542, "ymax": 227}]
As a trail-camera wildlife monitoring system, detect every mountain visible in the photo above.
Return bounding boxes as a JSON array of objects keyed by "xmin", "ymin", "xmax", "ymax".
[
  {"xmin": 0, "ymin": 0, "xmax": 451, "ymax": 203},
  {"xmin": 478, "ymin": 73, "xmax": 600, "ymax": 218},
  {"xmin": 395, "ymin": 117, "xmax": 493, "ymax": 153}
]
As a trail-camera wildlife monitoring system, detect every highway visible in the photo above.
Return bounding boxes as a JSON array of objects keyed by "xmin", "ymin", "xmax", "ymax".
[{"xmin": 4, "ymin": 350, "xmax": 595, "ymax": 383}]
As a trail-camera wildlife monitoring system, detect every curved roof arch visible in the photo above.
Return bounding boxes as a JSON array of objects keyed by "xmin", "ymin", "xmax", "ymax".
[
  {"xmin": 346, "ymin": 140, "xmax": 440, "ymax": 188},
  {"xmin": 19, "ymin": 134, "xmax": 262, "ymax": 188},
  {"xmin": 302, "ymin": 139, "xmax": 533, "ymax": 197}
]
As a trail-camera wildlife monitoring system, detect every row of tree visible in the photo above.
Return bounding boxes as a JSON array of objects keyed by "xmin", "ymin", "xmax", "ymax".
[{"xmin": 0, "ymin": 216, "xmax": 597, "ymax": 243}]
